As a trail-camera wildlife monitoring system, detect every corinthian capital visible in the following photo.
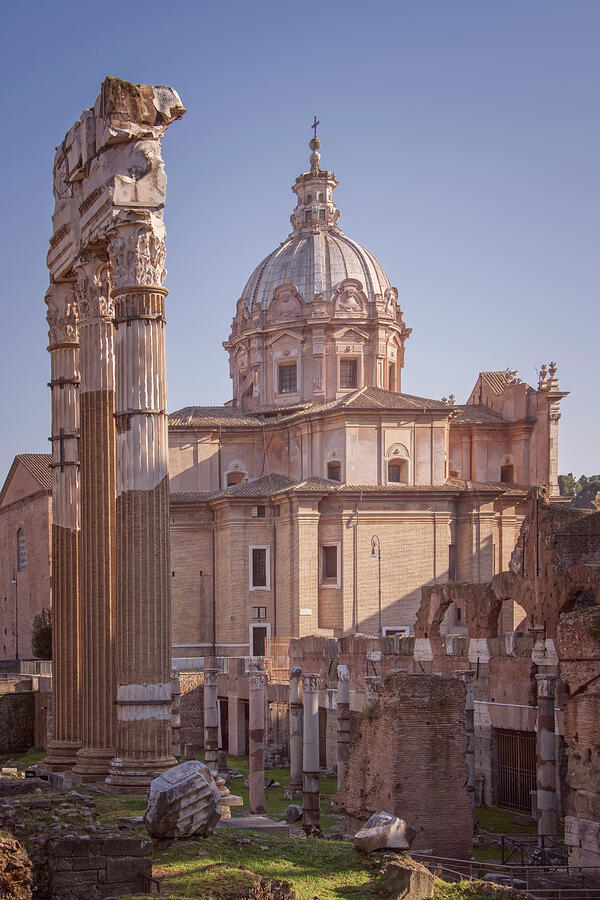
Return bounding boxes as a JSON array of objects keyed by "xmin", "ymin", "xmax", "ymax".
[
  {"xmin": 75, "ymin": 254, "xmax": 113, "ymax": 321},
  {"xmin": 45, "ymin": 282, "xmax": 78, "ymax": 346},
  {"xmin": 108, "ymin": 213, "xmax": 167, "ymax": 293}
]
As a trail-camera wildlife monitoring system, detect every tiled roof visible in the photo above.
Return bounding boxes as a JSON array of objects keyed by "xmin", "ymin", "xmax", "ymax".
[
  {"xmin": 450, "ymin": 405, "xmax": 507, "ymax": 425},
  {"xmin": 169, "ymin": 475, "xmax": 526, "ymax": 504},
  {"xmin": 0, "ymin": 453, "xmax": 52, "ymax": 505},
  {"xmin": 336, "ymin": 386, "xmax": 449, "ymax": 411},
  {"xmin": 481, "ymin": 371, "xmax": 513, "ymax": 396},
  {"xmin": 170, "ymin": 388, "xmax": 450, "ymax": 430}
]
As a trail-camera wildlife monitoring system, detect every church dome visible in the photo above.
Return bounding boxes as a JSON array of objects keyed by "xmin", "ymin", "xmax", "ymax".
[
  {"xmin": 239, "ymin": 128, "xmax": 391, "ymax": 310},
  {"xmin": 241, "ymin": 230, "xmax": 392, "ymax": 310}
]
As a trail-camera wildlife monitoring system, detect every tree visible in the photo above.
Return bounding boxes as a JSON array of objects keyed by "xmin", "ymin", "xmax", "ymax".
[
  {"xmin": 558, "ymin": 473, "xmax": 600, "ymax": 509},
  {"xmin": 31, "ymin": 608, "xmax": 52, "ymax": 660},
  {"xmin": 559, "ymin": 473, "xmax": 578, "ymax": 498}
]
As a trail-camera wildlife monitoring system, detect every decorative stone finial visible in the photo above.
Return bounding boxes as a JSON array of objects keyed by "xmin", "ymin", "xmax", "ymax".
[{"xmin": 290, "ymin": 122, "xmax": 340, "ymax": 233}]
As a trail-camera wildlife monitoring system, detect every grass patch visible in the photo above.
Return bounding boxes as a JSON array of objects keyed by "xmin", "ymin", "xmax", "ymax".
[
  {"xmin": 0, "ymin": 748, "xmax": 46, "ymax": 772},
  {"xmin": 152, "ymin": 829, "xmax": 386, "ymax": 899},
  {"xmin": 476, "ymin": 807, "xmax": 536, "ymax": 836},
  {"xmin": 95, "ymin": 794, "xmax": 147, "ymax": 826}
]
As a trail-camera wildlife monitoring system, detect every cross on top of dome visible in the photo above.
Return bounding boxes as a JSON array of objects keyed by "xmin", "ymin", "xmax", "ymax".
[{"xmin": 290, "ymin": 119, "xmax": 340, "ymax": 233}]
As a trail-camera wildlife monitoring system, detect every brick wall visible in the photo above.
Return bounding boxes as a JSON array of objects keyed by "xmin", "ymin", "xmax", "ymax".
[
  {"xmin": 179, "ymin": 672, "xmax": 204, "ymax": 746},
  {"xmin": 45, "ymin": 834, "xmax": 152, "ymax": 899},
  {"xmin": 335, "ymin": 672, "xmax": 473, "ymax": 858}
]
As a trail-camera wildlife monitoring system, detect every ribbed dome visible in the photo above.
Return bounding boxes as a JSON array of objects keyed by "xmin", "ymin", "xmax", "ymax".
[{"xmin": 241, "ymin": 230, "xmax": 392, "ymax": 310}]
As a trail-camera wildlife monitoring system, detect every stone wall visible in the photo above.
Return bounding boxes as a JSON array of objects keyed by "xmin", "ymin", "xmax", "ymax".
[
  {"xmin": 0, "ymin": 692, "xmax": 35, "ymax": 753},
  {"xmin": 335, "ymin": 672, "xmax": 473, "ymax": 858},
  {"xmin": 44, "ymin": 834, "xmax": 151, "ymax": 900}
]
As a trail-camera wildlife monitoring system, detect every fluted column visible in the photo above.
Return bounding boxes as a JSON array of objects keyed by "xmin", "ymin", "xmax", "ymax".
[
  {"xmin": 249, "ymin": 670, "xmax": 266, "ymax": 814},
  {"xmin": 106, "ymin": 213, "xmax": 176, "ymax": 786},
  {"xmin": 336, "ymin": 664, "xmax": 350, "ymax": 790},
  {"xmin": 204, "ymin": 669, "xmax": 220, "ymax": 774},
  {"xmin": 302, "ymin": 673, "xmax": 320, "ymax": 835},
  {"xmin": 43, "ymin": 282, "xmax": 82, "ymax": 771},
  {"xmin": 536, "ymin": 673, "xmax": 558, "ymax": 841},
  {"xmin": 284, "ymin": 667, "xmax": 303, "ymax": 800},
  {"xmin": 72, "ymin": 254, "xmax": 117, "ymax": 780}
]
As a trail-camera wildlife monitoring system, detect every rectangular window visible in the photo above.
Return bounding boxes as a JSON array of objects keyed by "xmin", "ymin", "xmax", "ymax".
[
  {"xmin": 321, "ymin": 544, "xmax": 340, "ymax": 587},
  {"xmin": 304, "ymin": 210, "xmax": 312, "ymax": 222},
  {"xmin": 252, "ymin": 607, "xmax": 267, "ymax": 619},
  {"xmin": 278, "ymin": 363, "xmax": 297, "ymax": 393},
  {"xmin": 340, "ymin": 358, "xmax": 358, "ymax": 389},
  {"xmin": 319, "ymin": 208, "xmax": 326, "ymax": 220},
  {"xmin": 250, "ymin": 545, "xmax": 270, "ymax": 590},
  {"xmin": 388, "ymin": 460, "xmax": 407, "ymax": 483},
  {"xmin": 250, "ymin": 505, "xmax": 266, "ymax": 518}
]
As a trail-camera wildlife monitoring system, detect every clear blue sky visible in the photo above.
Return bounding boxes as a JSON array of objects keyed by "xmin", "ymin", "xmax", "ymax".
[{"xmin": 0, "ymin": 1, "xmax": 598, "ymax": 479}]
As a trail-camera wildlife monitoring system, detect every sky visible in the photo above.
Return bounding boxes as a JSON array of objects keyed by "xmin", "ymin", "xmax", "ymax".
[{"xmin": 0, "ymin": 0, "xmax": 598, "ymax": 479}]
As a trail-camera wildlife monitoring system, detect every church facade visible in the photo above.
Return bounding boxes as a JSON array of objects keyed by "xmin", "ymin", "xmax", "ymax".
[{"xmin": 167, "ymin": 133, "xmax": 567, "ymax": 658}]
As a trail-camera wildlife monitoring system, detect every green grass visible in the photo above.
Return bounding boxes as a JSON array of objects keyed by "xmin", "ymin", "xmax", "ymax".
[
  {"xmin": 0, "ymin": 748, "xmax": 46, "ymax": 772},
  {"xmin": 152, "ymin": 829, "xmax": 388, "ymax": 899},
  {"xmin": 476, "ymin": 807, "xmax": 536, "ymax": 836}
]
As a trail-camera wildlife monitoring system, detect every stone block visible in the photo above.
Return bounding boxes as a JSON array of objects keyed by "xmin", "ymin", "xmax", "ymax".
[
  {"xmin": 102, "ymin": 835, "xmax": 151, "ymax": 857},
  {"xmin": 144, "ymin": 760, "xmax": 222, "ymax": 838},
  {"xmin": 105, "ymin": 856, "xmax": 150, "ymax": 884},
  {"xmin": 382, "ymin": 858, "xmax": 434, "ymax": 900},
  {"xmin": 353, "ymin": 812, "xmax": 416, "ymax": 853}
]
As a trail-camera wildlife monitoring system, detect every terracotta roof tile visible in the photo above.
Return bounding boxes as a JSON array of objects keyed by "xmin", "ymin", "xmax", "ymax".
[
  {"xmin": 0, "ymin": 453, "xmax": 52, "ymax": 505},
  {"xmin": 450, "ymin": 405, "xmax": 507, "ymax": 424}
]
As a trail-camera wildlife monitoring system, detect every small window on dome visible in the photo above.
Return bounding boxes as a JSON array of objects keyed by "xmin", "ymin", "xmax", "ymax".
[
  {"xmin": 319, "ymin": 209, "xmax": 325, "ymax": 220},
  {"xmin": 307, "ymin": 194, "xmax": 312, "ymax": 203},
  {"xmin": 305, "ymin": 210, "xmax": 312, "ymax": 223},
  {"xmin": 318, "ymin": 193, "xmax": 324, "ymax": 201}
]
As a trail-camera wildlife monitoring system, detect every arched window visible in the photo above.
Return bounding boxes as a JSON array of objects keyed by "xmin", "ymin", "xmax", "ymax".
[
  {"xmin": 17, "ymin": 529, "xmax": 25, "ymax": 571},
  {"xmin": 327, "ymin": 461, "xmax": 341, "ymax": 482},
  {"xmin": 501, "ymin": 465, "xmax": 514, "ymax": 483}
]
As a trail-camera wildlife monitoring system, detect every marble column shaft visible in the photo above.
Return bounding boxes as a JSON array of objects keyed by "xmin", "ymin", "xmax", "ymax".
[
  {"xmin": 457, "ymin": 669, "xmax": 476, "ymax": 823},
  {"xmin": 536, "ymin": 674, "xmax": 558, "ymax": 841},
  {"xmin": 249, "ymin": 670, "xmax": 266, "ymax": 814},
  {"xmin": 72, "ymin": 257, "xmax": 117, "ymax": 780},
  {"xmin": 107, "ymin": 216, "xmax": 176, "ymax": 786},
  {"xmin": 286, "ymin": 667, "xmax": 303, "ymax": 799},
  {"xmin": 336, "ymin": 665, "xmax": 350, "ymax": 790},
  {"xmin": 44, "ymin": 282, "xmax": 82, "ymax": 770},
  {"xmin": 302, "ymin": 673, "xmax": 320, "ymax": 834},
  {"xmin": 204, "ymin": 669, "xmax": 220, "ymax": 774}
]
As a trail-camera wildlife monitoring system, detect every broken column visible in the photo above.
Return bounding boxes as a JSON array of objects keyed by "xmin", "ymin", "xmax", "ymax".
[
  {"xmin": 302, "ymin": 673, "xmax": 320, "ymax": 834},
  {"xmin": 44, "ymin": 77, "xmax": 185, "ymax": 787},
  {"xmin": 285, "ymin": 667, "xmax": 303, "ymax": 800},
  {"xmin": 536, "ymin": 673, "xmax": 558, "ymax": 840},
  {"xmin": 337, "ymin": 664, "xmax": 350, "ymax": 790},
  {"xmin": 72, "ymin": 253, "xmax": 117, "ymax": 781},
  {"xmin": 203, "ymin": 669, "xmax": 220, "ymax": 774},
  {"xmin": 43, "ymin": 282, "xmax": 82, "ymax": 771},
  {"xmin": 249, "ymin": 670, "xmax": 266, "ymax": 814},
  {"xmin": 457, "ymin": 669, "xmax": 476, "ymax": 824}
]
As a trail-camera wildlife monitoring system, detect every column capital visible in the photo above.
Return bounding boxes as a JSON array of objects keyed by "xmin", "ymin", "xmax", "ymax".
[
  {"xmin": 249, "ymin": 671, "xmax": 266, "ymax": 691},
  {"xmin": 204, "ymin": 668, "xmax": 220, "ymax": 688},
  {"xmin": 302, "ymin": 673, "xmax": 319, "ymax": 693},
  {"xmin": 46, "ymin": 281, "xmax": 79, "ymax": 348},
  {"xmin": 535, "ymin": 673, "xmax": 558, "ymax": 698},
  {"xmin": 74, "ymin": 253, "xmax": 113, "ymax": 323},
  {"xmin": 336, "ymin": 664, "xmax": 349, "ymax": 682},
  {"xmin": 107, "ymin": 212, "xmax": 166, "ymax": 294}
]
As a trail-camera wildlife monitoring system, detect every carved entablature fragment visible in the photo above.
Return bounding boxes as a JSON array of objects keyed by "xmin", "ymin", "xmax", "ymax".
[
  {"xmin": 46, "ymin": 283, "xmax": 79, "ymax": 346},
  {"xmin": 333, "ymin": 278, "xmax": 367, "ymax": 315},
  {"xmin": 269, "ymin": 283, "xmax": 303, "ymax": 323}
]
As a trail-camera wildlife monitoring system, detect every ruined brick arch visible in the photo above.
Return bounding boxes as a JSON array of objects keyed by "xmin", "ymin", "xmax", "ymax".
[{"xmin": 415, "ymin": 583, "xmax": 503, "ymax": 638}]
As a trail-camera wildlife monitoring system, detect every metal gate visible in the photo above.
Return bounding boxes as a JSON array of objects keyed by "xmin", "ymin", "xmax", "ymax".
[{"xmin": 497, "ymin": 728, "xmax": 536, "ymax": 813}]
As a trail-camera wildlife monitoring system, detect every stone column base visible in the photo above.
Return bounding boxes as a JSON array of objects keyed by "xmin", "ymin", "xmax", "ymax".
[
  {"xmin": 42, "ymin": 740, "xmax": 82, "ymax": 772},
  {"xmin": 283, "ymin": 783, "xmax": 303, "ymax": 801},
  {"xmin": 105, "ymin": 754, "xmax": 177, "ymax": 791},
  {"xmin": 72, "ymin": 747, "xmax": 116, "ymax": 782}
]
